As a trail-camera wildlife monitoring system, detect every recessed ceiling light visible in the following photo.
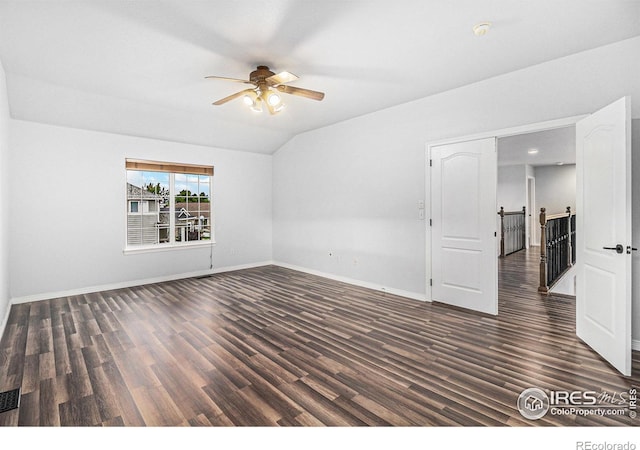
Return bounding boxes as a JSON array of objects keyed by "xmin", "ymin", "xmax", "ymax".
[
  {"xmin": 556, "ymin": 162, "xmax": 564, "ymax": 166},
  {"xmin": 528, "ymin": 149, "xmax": 539, "ymax": 154},
  {"xmin": 473, "ymin": 22, "xmax": 491, "ymax": 36}
]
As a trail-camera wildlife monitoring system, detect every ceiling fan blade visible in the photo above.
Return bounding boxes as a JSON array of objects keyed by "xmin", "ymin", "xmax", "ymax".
[
  {"xmin": 205, "ymin": 75, "xmax": 255, "ymax": 85},
  {"xmin": 266, "ymin": 71, "xmax": 298, "ymax": 85},
  {"xmin": 212, "ymin": 89, "xmax": 254, "ymax": 106},
  {"xmin": 276, "ymin": 84, "xmax": 325, "ymax": 101}
]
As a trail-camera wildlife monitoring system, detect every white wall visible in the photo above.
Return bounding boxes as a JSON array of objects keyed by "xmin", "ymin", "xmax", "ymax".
[
  {"xmin": 9, "ymin": 120, "xmax": 272, "ymax": 300},
  {"xmin": 273, "ymin": 36, "xmax": 640, "ymax": 332},
  {"xmin": 497, "ymin": 165, "xmax": 527, "ymax": 212},
  {"xmin": 0, "ymin": 59, "xmax": 10, "ymax": 330},
  {"xmin": 534, "ymin": 164, "xmax": 576, "ymax": 215},
  {"xmin": 273, "ymin": 129, "xmax": 425, "ymax": 297}
]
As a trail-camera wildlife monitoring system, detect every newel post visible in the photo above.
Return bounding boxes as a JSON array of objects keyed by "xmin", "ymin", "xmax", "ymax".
[{"xmin": 538, "ymin": 207, "xmax": 548, "ymax": 293}]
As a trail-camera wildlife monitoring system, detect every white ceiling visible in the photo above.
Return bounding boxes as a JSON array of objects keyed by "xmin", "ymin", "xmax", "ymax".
[
  {"xmin": 498, "ymin": 126, "xmax": 576, "ymax": 167},
  {"xmin": 0, "ymin": 0, "xmax": 639, "ymax": 154}
]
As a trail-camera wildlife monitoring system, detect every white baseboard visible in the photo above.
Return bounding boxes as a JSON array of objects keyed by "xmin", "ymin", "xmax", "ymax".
[
  {"xmin": 272, "ymin": 261, "xmax": 426, "ymax": 302},
  {"xmin": 211, "ymin": 261, "xmax": 273, "ymax": 274},
  {"xmin": 9, "ymin": 260, "xmax": 273, "ymax": 305}
]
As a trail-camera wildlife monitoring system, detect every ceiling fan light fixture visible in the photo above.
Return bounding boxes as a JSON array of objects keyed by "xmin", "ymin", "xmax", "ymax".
[
  {"xmin": 259, "ymin": 88, "xmax": 284, "ymax": 114},
  {"xmin": 250, "ymin": 97, "xmax": 263, "ymax": 113},
  {"xmin": 242, "ymin": 94, "xmax": 255, "ymax": 106},
  {"xmin": 267, "ymin": 91, "xmax": 281, "ymax": 106}
]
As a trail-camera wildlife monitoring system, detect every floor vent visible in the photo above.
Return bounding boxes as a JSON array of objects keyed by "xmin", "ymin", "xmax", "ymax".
[{"xmin": 0, "ymin": 388, "xmax": 20, "ymax": 414}]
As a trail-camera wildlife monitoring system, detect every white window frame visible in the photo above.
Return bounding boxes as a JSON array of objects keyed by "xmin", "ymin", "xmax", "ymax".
[{"xmin": 124, "ymin": 160, "xmax": 215, "ymax": 254}]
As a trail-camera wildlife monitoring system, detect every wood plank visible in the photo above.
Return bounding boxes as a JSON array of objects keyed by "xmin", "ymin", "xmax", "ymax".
[
  {"xmin": 129, "ymin": 385, "xmax": 186, "ymax": 426},
  {"xmin": 38, "ymin": 378, "xmax": 60, "ymax": 426},
  {"xmin": 87, "ymin": 365, "xmax": 123, "ymax": 423}
]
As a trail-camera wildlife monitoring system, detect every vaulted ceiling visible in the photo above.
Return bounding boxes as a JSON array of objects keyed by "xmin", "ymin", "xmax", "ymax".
[{"xmin": 0, "ymin": 0, "xmax": 639, "ymax": 154}]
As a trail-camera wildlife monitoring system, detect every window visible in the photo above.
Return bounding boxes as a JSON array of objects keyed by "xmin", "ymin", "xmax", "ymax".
[{"xmin": 125, "ymin": 159, "xmax": 214, "ymax": 250}]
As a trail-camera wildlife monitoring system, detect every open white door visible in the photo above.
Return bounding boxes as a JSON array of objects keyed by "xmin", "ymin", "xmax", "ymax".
[
  {"xmin": 576, "ymin": 97, "xmax": 632, "ymax": 376},
  {"xmin": 431, "ymin": 138, "xmax": 498, "ymax": 315}
]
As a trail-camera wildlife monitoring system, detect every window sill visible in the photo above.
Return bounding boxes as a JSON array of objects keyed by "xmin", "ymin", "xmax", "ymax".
[{"xmin": 123, "ymin": 240, "xmax": 216, "ymax": 255}]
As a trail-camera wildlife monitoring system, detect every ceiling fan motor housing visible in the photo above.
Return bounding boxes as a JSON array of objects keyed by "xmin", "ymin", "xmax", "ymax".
[{"xmin": 250, "ymin": 66, "xmax": 275, "ymax": 84}]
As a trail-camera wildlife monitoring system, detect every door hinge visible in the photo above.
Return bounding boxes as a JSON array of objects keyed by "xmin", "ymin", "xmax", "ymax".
[
  {"xmin": 429, "ymin": 219, "xmax": 432, "ymax": 226},
  {"xmin": 429, "ymin": 159, "xmax": 432, "ymax": 167},
  {"xmin": 429, "ymin": 278, "xmax": 432, "ymax": 286},
  {"xmin": 494, "ymin": 231, "xmax": 497, "ymax": 237}
]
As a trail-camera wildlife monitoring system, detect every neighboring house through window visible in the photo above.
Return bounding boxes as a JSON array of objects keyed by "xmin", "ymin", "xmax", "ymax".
[{"xmin": 125, "ymin": 159, "xmax": 214, "ymax": 250}]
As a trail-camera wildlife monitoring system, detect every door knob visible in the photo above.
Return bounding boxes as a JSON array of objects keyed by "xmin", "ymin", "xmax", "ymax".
[{"xmin": 603, "ymin": 244, "xmax": 624, "ymax": 254}]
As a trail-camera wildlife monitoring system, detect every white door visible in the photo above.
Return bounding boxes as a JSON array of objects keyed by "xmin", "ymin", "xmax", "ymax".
[
  {"xmin": 576, "ymin": 97, "xmax": 632, "ymax": 376},
  {"xmin": 431, "ymin": 138, "xmax": 498, "ymax": 315}
]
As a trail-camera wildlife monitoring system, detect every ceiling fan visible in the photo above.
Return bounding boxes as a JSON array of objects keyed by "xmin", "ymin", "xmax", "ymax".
[{"xmin": 205, "ymin": 65, "xmax": 325, "ymax": 114}]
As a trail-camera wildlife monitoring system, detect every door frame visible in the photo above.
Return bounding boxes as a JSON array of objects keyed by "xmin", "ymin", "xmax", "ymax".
[
  {"xmin": 526, "ymin": 175, "xmax": 536, "ymax": 248},
  {"xmin": 425, "ymin": 115, "xmax": 586, "ymax": 303}
]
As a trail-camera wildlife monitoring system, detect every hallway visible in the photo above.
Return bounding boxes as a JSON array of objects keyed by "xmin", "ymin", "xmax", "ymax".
[{"xmin": 498, "ymin": 247, "xmax": 577, "ymax": 347}]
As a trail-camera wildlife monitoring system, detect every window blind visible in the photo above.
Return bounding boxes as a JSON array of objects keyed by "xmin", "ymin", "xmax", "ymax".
[{"xmin": 125, "ymin": 159, "xmax": 214, "ymax": 176}]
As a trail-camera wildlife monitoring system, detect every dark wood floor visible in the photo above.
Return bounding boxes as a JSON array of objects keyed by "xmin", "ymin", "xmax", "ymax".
[{"xmin": 0, "ymin": 248, "xmax": 638, "ymax": 426}]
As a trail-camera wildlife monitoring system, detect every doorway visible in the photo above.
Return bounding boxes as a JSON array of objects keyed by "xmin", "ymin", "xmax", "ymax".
[
  {"xmin": 427, "ymin": 116, "xmax": 582, "ymax": 315},
  {"xmin": 427, "ymin": 97, "xmax": 633, "ymax": 376},
  {"xmin": 496, "ymin": 125, "xmax": 577, "ymax": 294}
]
